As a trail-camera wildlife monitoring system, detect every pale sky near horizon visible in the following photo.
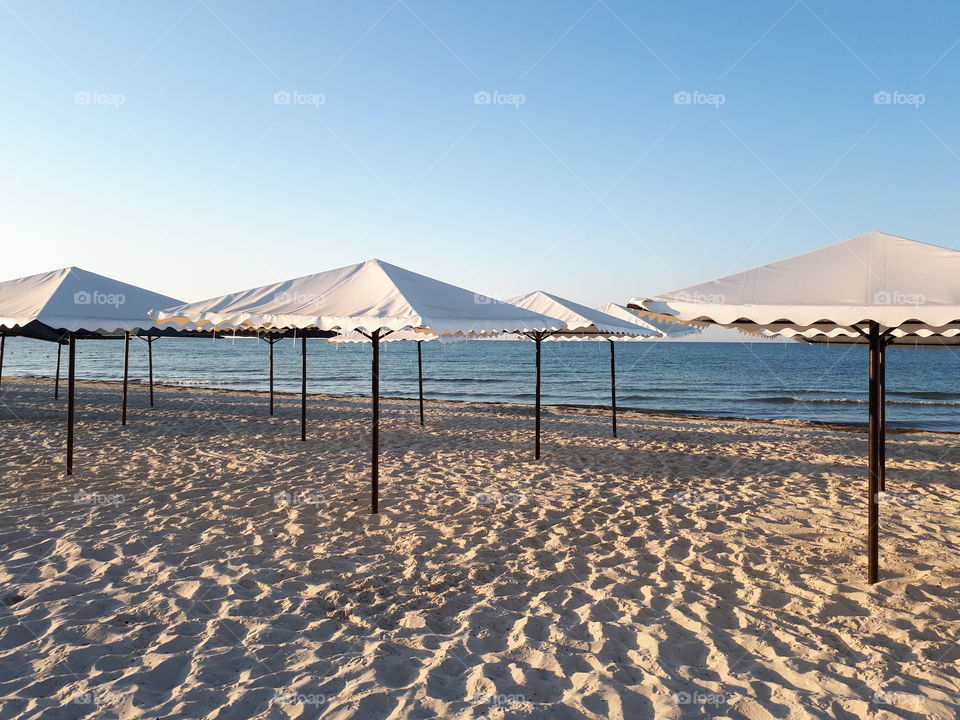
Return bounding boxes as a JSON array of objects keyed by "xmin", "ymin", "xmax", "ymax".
[{"xmin": 3, "ymin": 1, "xmax": 960, "ymax": 314}]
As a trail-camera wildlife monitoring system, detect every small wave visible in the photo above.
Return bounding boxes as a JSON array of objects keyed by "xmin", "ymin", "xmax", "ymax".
[
  {"xmin": 757, "ymin": 396, "xmax": 865, "ymax": 405},
  {"xmin": 888, "ymin": 390, "xmax": 960, "ymax": 400},
  {"xmin": 757, "ymin": 395, "xmax": 960, "ymax": 408},
  {"xmin": 386, "ymin": 377, "xmax": 504, "ymax": 384},
  {"xmin": 164, "ymin": 379, "xmax": 248, "ymax": 387}
]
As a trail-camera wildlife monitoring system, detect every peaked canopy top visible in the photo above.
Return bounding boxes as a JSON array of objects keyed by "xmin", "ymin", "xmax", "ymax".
[
  {"xmin": 507, "ymin": 291, "xmax": 660, "ymax": 339},
  {"xmin": 0, "ymin": 266, "xmax": 184, "ymax": 334},
  {"xmin": 628, "ymin": 232, "xmax": 960, "ymax": 343},
  {"xmin": 153, "ymin": 259, "xmax": 563, "ymax": 336}
]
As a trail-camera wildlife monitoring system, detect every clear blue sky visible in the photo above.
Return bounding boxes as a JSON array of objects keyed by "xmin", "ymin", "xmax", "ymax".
[{"xmin": 3, "ymin": 1, "xmax": 959, "ymax": 307}]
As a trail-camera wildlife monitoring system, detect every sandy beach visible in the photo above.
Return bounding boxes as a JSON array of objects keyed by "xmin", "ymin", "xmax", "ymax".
[{"xmin": 0, "ymin": 376, "xmax": 957, "ymax": 719}]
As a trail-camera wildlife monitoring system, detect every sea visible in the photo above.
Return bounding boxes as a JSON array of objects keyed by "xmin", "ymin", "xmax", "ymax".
[{"xmin": 4, "ymin": 336, "xmax": 960, "ymax": 432}]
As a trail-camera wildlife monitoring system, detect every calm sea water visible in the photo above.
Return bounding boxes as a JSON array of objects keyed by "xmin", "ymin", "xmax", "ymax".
[{"xmin": 4, "ymin": 337, "xmax": 960, "ymax": 431}]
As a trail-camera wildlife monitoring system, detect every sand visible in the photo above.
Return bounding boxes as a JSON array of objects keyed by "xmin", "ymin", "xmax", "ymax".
[{"xmin": 0, "ymin": 376, "xmax": 958, "ymax": 719}]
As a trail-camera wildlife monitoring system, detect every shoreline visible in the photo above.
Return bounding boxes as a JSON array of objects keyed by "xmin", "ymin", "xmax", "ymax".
[{"xmin": 5, "ymin": 373, "xmax": 953, "ymax": 437}]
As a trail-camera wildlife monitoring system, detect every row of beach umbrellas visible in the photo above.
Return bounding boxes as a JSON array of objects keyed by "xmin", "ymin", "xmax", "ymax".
[
  {"xmin": 2, "ymin": 231, "xmax": 959, "ymax": 584},
  {"xmin": 0, "ymin": 261, "xmax": 673, "ymax": 511}
]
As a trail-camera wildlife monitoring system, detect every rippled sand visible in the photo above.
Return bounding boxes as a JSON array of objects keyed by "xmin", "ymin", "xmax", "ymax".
[{"xmin": 0, "ymin": 377, "xmax": 958, "ymax": 719}]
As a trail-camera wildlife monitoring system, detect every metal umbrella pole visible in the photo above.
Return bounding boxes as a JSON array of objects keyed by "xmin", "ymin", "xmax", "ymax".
[
  {"xmin": 879, "ymin": 339, "xmax": 886, "ymax": 492},
  {"xmin": 865, "ymin": 322, "xmax": 890, "ymax": 585},
  {"xmin": 146, "ymin": 336, "xmax": 155, "ymax": 407},
  {"xmin": 300, "ymin": 334, "xmax": 307, "ymax": 441},
  {"xmin": 55, "ymin": 342, "xmax": 62, "ymax": 399},
  {"xmin": 264, "ymin": 335, "xmax": 281, "ymax": 416},
  {"xmin": 362, "ymin": 328, "xmax": 393, "ymax": 514},
  {"xmin": 0, "ymin": 334, "xmax": 4, "ymax": 391},
  {"xmin": 66, "ymin": 333, "xmax": 76, "ymax": 475},
  {"xmin": 121, "ymin": 332, "xmax": 130, "ymax": 425},
  {"xmin": 417, "ymin": 340, "xmax": 425, "ymax": 426},
  {"xmin": 523, "ymin": 331, "xmax": 554, "ymax": 460},
  {"xmin": 372, "ymin": 329, "xmax": 381, "ymax": 512},
  {"xmin": 269, "ymin": 337, "xmax": 275, "ymax": 416},
  {"xmin": 609, "ymin": 338, "xmax": 617, "ymax": 438},
  {"xmin": 535, "ymin": 334, "xmax": 542, "ymax": 459}
]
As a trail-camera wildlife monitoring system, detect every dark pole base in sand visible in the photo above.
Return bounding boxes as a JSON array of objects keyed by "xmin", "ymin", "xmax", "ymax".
[
  {"xmin": 300, "ymin": 335, "xmax": 307, "ymax": 441},
  {"xmin": 67, "ymin": 333, "xmax": 76, "ymax": 476},
  {"xmin": 866, "ymin": 322, "xmax": 888, "ymax": 584},
  {"xmin": 535, "ymin": 334, "xmax": 542, "ymax": 459},
  {"xmin": 121, "ymin": 332, "xmax": 130, "ymax": 425},
  {"xmin": 372, "ymin": 330, "xmax": 381, "ymax": 513},
  {"xmin": 609, "ymin": 339, "xmax": 617, "ymax": 438},
  {"xmin": 147, "ymin": 337, "xmax": 155, "ymax": 408}
]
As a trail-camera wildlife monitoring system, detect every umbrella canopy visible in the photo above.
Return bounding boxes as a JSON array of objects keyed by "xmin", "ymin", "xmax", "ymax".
[
  {"xmin": 596, "ymin": 303, "xmax": 701, "ymax": 339},
  {"xmin": 0, "ymin": 267, "xmax": 188, "ymax": 476},
  {"xmin": 0, "ymin": 266, "xmax": 183, "ymax": 334},
  {"xmin": 153, "ymin": 259, "xmax": 562, "ymax": 336},
  {"xmin": 152, "ymin": 260, "xmax": 563, "ymax": 515},
  {"xmin": 630, "ymin": 231, "xmax": 960, "ymax": 342},
  {"xmin": 627, "ymin": 230, "xmax": 960, "ymax": 585},
  {"xmin": 508, "ymin": 290, "xmax": 660, "ymax": 339}
]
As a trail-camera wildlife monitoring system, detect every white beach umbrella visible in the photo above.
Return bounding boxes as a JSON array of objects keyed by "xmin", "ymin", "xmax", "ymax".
[
  {"xmin": 628, "ymin": 230, "xmax": 960, "ymax": 584},
  {"xmin": 153, "ymin": 259, "xmax": 560, "ymax": 336},
  {"xmin": 506, "ymin": 291, "xmax": 660, "ymax": 455},
  {"xmin": 0, "ymin": 266, "xmax": 183, "ymax": 334},
  {"xmin": 153, "ymin": 259, "xmax": 563, "ymax": 513},
  {"xmin": 0, "ymin": 266, "xmax": 189, "ymax": 475}
]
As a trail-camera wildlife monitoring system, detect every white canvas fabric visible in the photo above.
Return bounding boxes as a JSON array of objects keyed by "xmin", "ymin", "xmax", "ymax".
[
  {"xmin": 507, "ymin": 291, "xmax": 660, "ymax": 340},
  {"xmin": 595, "ymin": 303, "xmax": 700, "ymax": 339},
  {"xmin": 629, "ymin": 232, "xmax": 960, "ymax": 342},
  {"xmin": 153, "ymin": 259, "xmax": 563, "ymax": 336},
  {"xmin": 0, "ymin": 266, "xmax": 183, "ymax": 334}
]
